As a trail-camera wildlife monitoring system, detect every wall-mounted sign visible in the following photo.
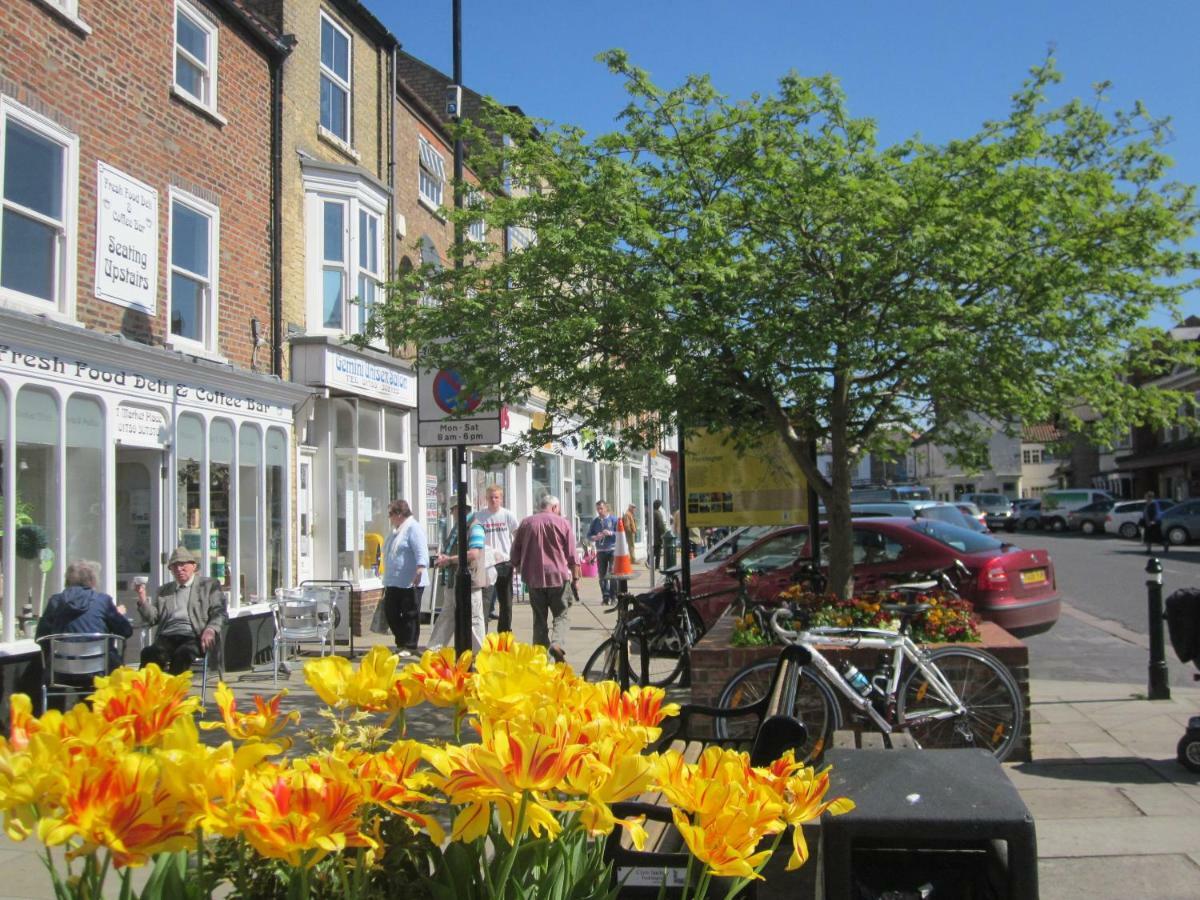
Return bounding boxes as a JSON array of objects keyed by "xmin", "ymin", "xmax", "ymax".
[
  {"xmin": 95, "ymin": 161, "xmax": 158, "ymax": 313},
  {"xmin": 324, "ymin": 349, "xmax": 416, "ymax": 406},
  {"xmin": 685, "ymin": 429, "xmax": 809, "ymax": 526},
  {"xmin": 116, "ymin": 405, "xmax": 168, "ymax": 448}
]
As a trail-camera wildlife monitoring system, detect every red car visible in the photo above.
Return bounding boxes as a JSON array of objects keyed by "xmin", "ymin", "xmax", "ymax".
[{"xmin": 678, "ymin": 517, "xmax": 1059, "ymax": 637}]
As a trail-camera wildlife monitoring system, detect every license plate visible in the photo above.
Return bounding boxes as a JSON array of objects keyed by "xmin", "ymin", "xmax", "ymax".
[{"xmin": 1020, "ymin": 568, "xmax": 1047, "ymax": 585}]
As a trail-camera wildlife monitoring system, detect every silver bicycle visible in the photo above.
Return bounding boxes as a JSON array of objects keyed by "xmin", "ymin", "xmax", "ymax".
[{"xmin": 715, "ymin": 591, "xmax": 1023, "ymax": 763}]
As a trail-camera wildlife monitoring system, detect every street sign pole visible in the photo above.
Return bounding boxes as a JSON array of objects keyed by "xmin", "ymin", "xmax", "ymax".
[{"xmin": 451, "ymin": 0, "xmax": 471, "ymax": 657}]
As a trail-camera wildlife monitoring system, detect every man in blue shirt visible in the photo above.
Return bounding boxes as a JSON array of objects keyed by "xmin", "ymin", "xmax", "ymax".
[
  {"xmin": 382, "ymin": 499, "xmax": 429, "ymax": 657},
  {"xmin": 587, "ymin": 500, "xmax": 619, "ymax": 605}
]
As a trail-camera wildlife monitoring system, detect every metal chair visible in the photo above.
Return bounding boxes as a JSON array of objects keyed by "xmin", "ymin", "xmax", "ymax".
[
  {"xmin": 37, "ymin": 633, "xmax": 127, "ymax": 711},
  {"xmin": 272, "ymin": 589, "xmax": 333, "ymax": 684},
  {"xmin": 191, "ymin": 638, "xmax": 223, "ymax": 704}
]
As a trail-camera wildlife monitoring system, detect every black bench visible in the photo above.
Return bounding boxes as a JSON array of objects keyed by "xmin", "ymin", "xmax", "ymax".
[{"xmin": 604, "ymin": 644, "xmax": 813, "ymax": 899}]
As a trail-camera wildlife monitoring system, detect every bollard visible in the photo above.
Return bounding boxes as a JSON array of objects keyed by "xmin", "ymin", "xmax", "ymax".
[{"xmin": 1146, "ymin": 557, "xmax": 1171, "ymax": 700}]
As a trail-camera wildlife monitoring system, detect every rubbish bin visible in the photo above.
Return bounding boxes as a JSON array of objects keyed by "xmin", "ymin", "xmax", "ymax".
[{"xmin": 663, "ymin": 532, "xmax": 677, "ymax": 569}]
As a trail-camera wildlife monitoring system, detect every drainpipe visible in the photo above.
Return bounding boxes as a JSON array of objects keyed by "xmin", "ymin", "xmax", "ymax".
[{"xmin": 270, "ymin": 43, "xmax": 290, "ymax": 377}]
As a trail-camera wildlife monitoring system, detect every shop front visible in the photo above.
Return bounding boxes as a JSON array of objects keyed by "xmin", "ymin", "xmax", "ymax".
[
  {"xmin": 290, "ymin": 338, "xmax": 418, "ymax": 634},
  {"xmin": 0, "ymin": 310, "xmax": 311, "ymax": 688}
]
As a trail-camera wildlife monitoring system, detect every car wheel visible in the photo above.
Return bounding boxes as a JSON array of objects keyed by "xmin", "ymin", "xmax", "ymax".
[
  {"xmin": 1081, "ymin": 520, "xmax": 1097, "ymax": 535},
  {"xmin": 1118, "ymin": 522, "xmax": 1139, "ymax": 540},
  {"xmin": 1050, "ymin": 517, "xmax": 1066, "ymax": 532},
  {"xmin": 1166, "ymin": 526, "xmax": 1190, "ymax": 546}
]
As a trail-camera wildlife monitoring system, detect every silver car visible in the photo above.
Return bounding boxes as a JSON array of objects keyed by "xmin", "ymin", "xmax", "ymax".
[{"xmin": 1161, "ymin": 500, "xmax": 1200, "ymax": 546}]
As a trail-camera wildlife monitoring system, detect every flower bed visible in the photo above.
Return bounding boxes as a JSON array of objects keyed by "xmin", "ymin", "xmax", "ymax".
[
  {"xmin": 0, "ymin": 636, "xmax": 853, "ymax": 899},
  {"xmin": 692, "ymin": 611, "xmax": 1031, "ymax": 762}
]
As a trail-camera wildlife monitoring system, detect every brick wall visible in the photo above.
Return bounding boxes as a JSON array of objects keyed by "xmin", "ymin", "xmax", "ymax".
[
  {"xmin": 691, "ymin": 612, "xmax": 1032, "ymax": 762},
  {"xmin": 0, "ymin": 0, "xmax": 276, "ymax": 369}
]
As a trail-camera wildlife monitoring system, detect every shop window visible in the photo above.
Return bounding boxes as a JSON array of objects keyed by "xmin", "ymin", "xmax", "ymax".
[
  {"xmin": 1, "ymin": 99, "xmax": 77, "ymax": 317},
  {"xmin": 0, "ymin": 390, "xmax": 8, "ymax": 626},
  {"xmin": 174, "ymin": 0, "xmax": 218, "ymax": 113},
  {"xmin": 602, "ymin": 464, "xmax": 619, "ymax": 512},
  {"xmin": 15, "ymin": 387, "xmax": 58, "ymax": 611},
  {"xmin": 357, "ymin": 455, "xmax": 397, "ymax": 582},
  {"xmin": 209, "ymin": 418, "xmax": 233, "ymax": 586},
  {"xmin": 426, "ymin": 448, "xmax": 450, "ymax": 551},
  {"xmin": 358, "ymin": 400, "xmax": 381, "ymax": 451},
  {"xmin": 266, "ymin": 429, "xmax": 286, "ymax": 596},
  {"xmin": 471, "ymin": 459, "xmax": 507, "ymax": 511},
  {"xmin": 532, "ymin": 452, "xmax": 559, "ymax": 509},
  {"xmin": 168, "ymin": 190, "xmax": 219, "ymax": 352},
  {"xmin": 176, "ymin": 413, "xmax": 204, "ymax": 554},
  {"xmin": 239, "ymin": 425, "xmax": 261, "ymax": 601},
  {"xmin": 65, "ymin": 396, "xmax": 102, "ymax": 566},
  {"xmin": 319, "ymin": 13, "xmax": 351, "ymax": 144},
  {"xmin": 334, "ymin": 398, "xmax": 355, "ymax": 447},
  {"xmin": 630, "ymin": 468, "xmax": 645, "ymax": 538},
  {"xmin": 418, "ymin": 136, "xmax": 445, "ymax": 209},
  {"xmin": 385, "ymin": 407, "xmax": 406, "ymax": 454},
  {"xmin": 575, "ymin": 461, "xmax": 596, "ymax": 544}
]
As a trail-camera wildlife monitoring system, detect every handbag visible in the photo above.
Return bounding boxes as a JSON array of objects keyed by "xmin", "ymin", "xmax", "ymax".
[{"xmin": 369, "ymin": 598, "xmax": 390, "ymax": 634}]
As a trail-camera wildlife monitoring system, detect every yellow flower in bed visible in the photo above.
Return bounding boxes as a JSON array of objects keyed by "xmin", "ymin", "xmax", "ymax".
[
  {"xmin": 234, "ymin": 755, "xmax": 377, "ymax": 867},
  {"xmin": 750, "ymin": 750, "xmax": 856, "ymax": 869},
  {"xmin": 304, "ymin": 645, "xmax": 421, "ymax": 715},
  {"xmin": 405, "ymin": 647, "xmax": 473, "ymax": 709},
  {"xmin": 200, "ymin": 683, "xmax": 300, "ymax": 746},
  {"xmin": 37, "ymin": 748, "xmax": 195, "ymax": 868},
  {"xmin": 346, "ymin": 739, "xmax": 445, "ymax": 844},
  {"xmin": 560, "ymin": 737, "xmax": 654, "ymax": 846},
  {"xmin": 88, "ymin": 664, "xmax": 201, "ymax": 748}
]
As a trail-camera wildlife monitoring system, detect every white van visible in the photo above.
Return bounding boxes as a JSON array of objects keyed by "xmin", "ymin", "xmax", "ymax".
[{"xmin": 1040, "ymin": 489, "xmax": 1113, "ymax": 531}]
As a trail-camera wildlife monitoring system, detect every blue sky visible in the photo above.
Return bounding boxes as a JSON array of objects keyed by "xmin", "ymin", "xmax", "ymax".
[{"xmin": 382, "ymin": 0, "xmax": 1198, "ymax": 326}]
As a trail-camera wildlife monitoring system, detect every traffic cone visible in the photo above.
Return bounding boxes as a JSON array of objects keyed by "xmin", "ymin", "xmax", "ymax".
[{"xmin": 612, "ymin": 518, "xmax": 633, "ymax": 577}]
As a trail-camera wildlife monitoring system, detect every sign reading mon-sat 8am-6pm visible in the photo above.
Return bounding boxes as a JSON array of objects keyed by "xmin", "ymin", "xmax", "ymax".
[{"xmin": 417, "ymin": 367, "xmax": 501, "ymax": 447}]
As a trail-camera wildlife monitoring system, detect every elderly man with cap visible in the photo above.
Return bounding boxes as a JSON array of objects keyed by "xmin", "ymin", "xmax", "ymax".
[{"xmin": 134, "ymin": 546, "xmax": 227, "ymax": 674}]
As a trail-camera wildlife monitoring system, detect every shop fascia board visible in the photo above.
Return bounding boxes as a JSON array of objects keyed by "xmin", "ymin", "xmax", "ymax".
[{"xmin": 0, "ymin": 308, "xmax": 314, "ymax": 409}]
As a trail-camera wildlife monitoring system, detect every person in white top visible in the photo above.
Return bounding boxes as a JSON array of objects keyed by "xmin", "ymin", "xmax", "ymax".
[{"xmin": 474, "ymin": 484, "xmax": 520, "ymax": 633}]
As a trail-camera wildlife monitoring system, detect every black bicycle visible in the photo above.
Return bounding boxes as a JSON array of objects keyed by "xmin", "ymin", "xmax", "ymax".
[{"xmin": 581, "ymin": 568, "xmax": 705, "ymax": 687}]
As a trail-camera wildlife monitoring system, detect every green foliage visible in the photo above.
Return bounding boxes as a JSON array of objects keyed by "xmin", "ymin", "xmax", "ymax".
[{"xmin": 368, "ymin": 52, "xmax": 1198, "ymax": 597}]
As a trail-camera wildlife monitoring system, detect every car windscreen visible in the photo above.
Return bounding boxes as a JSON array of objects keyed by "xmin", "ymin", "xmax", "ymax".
[
  {"xmin": 907, "ymin": 519, "xmax": 1005, "ymax": 553},
  {"xmin": 974, "ymin": 495, "xmax": 1009, "ymax": 509},
  {"xmin": 915, "ymin": 505, "xmax": 970, "ymax": 528}
]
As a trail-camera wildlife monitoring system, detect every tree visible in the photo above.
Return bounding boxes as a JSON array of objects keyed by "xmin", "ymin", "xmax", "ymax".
[{"xmin": 372, "ymin": 53, "xmax": 1199, "ymax": 599}]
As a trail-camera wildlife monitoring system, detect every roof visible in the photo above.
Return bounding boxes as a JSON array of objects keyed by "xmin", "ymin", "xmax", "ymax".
[
  {"xmin": 395, "ymin": 51, "xmax": 527, "ymax": 146},
  {"xmin": 208, "ymin": 0, "xmax": 293, "ymax": 56},
  {"xmin": 1022, "ymin": 423, "xmax": 1063, "ymax": 444}
]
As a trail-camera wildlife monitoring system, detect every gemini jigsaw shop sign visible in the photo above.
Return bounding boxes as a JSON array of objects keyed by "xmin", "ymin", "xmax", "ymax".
[{"xmin": 94, "ymin": 161, "xmax": 159, "ymax": 314}]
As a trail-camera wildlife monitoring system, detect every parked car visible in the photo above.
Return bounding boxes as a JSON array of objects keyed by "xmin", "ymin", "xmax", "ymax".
[
  {"xmin": 689, "ymin": 525, "xmax": 781, "ymax": 576},
  {"xmin": 1161, "ymin": 500, "xmax": 1200, "ymax": 546},
  {"xmin": 1067, "ymin": 499, "xmax": 1116, "ymax": 535},
  {"xmin": 961, "ymin": 493, "xmax": 1017, "ymax": 532},
  {"xmin": 1105, "ymin": 499, "xmax": 1174, "ymax": 540},
  {"xmin": 671, "ymin": 517, "xmax": 1060, "ymax": 637},
  {"xmin": 1040, "ymin": 489, "xmax": 1114, "ymax": 532},
  {"xmin": 848, "ymin": 500, "xmax": 976, "ymax": 531},
  {"xmin": 1013, "ymin": 499, "xmax": 1042, "ymax": 530},
  {"xmin": 954, "ymin": 502, "xmax": 989, "ymax": 532}
]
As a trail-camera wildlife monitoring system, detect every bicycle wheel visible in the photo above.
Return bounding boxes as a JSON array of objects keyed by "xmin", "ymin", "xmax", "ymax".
[
  {"xmin": 581, "ymin": 637, "xmax": 622, "ymax": 683},
  {"xmin": 714, "ymin": 659, "xmax": 841, "ymax": 763},
  {"xmin": 628, "ymin": 623, "xmax": 688, "ymax": 687},
  {"xmin": 898, "ymin": 646, "xmax": 1023, "ymax": 761}
]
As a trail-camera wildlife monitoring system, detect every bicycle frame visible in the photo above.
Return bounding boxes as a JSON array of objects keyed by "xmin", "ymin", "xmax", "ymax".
[{"xmin": 775, "ymin": 622, "xmax": 970, "ymax": 736}]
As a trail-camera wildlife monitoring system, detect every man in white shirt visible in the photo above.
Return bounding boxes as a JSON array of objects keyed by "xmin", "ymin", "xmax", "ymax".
[{"xmin": 475, "ymin": 484, "xmax": 519, "ymax": 633}]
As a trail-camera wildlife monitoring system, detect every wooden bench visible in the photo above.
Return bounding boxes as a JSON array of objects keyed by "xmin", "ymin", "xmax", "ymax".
[
  {"xmin": 831, "ymin": 727, "xmax": 918, "ymax": 750},
  {"xmin": 604, "ymin": 645, "xmax": 812, "ymax": 899}
]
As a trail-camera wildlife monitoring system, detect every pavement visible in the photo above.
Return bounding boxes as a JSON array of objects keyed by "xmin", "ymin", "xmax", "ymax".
[{"xmin": 2, "ymin": 563, "xmax": 1200, "ymax": 897}]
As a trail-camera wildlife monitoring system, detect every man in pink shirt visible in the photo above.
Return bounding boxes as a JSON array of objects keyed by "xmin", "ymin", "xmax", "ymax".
[{"xmin": 509, "ymin": 494, "xmax": 580, "ymax": 663}]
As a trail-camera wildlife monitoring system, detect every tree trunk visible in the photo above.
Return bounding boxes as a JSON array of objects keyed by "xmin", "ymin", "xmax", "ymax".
[{"xmin": 824, "ymin": 371, "xmax": 855, "ymax": 599}]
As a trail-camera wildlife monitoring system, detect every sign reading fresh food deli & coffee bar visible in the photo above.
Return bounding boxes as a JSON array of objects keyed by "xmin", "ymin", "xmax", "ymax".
[{"xmin": 95, "ymin": 161, "xmax": 159, "ymax": 313}]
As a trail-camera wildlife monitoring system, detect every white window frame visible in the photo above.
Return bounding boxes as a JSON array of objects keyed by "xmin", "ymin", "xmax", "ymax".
[
  {"xmin": 319, "ymin": 12, "xmax": 352, "ymax": 144},
  {"xmin": 0, "ymin": 97, "xmax": 79, "ymax": 321},
  {"xmin": 303, "ymin": 168, "xmax": 388, "ymax": 340},
  {"xmin": 174, "ymin": 0, "xmax": 219, "ymax": 114},
  {"xmin": 355, "ymin": 206, "xmax": 383, "ymax": 335},
  {"xmin": 167, "ymin": 188, "xmax": 220, "ymax": 356},
  {"xmin": 418, "ymin": 136, "xmax": 446, "ymax": 211},
  {"xmin": 466, "ymin": 188, "xmax": 485, "ymax": 242}
]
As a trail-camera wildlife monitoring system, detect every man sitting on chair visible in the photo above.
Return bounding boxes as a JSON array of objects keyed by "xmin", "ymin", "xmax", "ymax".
[
  {"xmin": 134, "ymin": 546, "xmax": 227, "ymax": 674},
  {"xmin": 37, "ymin": 559, "xmax": 133, "ymax": 673}
]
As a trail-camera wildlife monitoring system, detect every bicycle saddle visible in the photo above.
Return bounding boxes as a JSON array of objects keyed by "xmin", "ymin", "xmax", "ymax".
[{"xmin": 880, "ymin": 601, "xmax": 932, "ymax": 617}]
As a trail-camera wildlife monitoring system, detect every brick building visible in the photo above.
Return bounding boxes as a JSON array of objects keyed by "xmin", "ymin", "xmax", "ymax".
[{"xmin": 0, "ymin": 0, "xmax": 310, "ymax": 652}]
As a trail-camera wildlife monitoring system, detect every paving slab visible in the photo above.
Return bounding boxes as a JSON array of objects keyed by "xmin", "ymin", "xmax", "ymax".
[
  {"xmin": 1038, "ymin": 854, "xmax": 1200, "ymax": 900},
  {"xmin": 1018, "ymin": 786, "xmax": 1142, "ymax": 819},
  {"xmin": 1037, "ymin": 815, "xmax": 1200, "ymax": 857},
  {"xmin": 1120, "ymin": 782, "xmax": 1200, "ymax": 816}
]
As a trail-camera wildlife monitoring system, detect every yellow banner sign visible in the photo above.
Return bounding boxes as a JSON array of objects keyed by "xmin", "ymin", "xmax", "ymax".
[{"xmin": 684, "ymin": 430, "xmax": 809, "ymax": 526}]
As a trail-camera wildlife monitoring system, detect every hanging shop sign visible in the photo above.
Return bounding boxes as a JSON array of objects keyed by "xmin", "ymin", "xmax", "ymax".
[{"xmin": 94, "ymin": 161, "xmax": 158, "ymax": 314}]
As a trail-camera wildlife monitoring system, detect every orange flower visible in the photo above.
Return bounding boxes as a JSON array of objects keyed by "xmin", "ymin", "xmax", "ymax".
[
  {"xmin": 88, "ymin": 665, "xmax": 201, "ymax": 748},
  {"xmin": 405, "ymin": 647, "xmax": 473, "ymax": 709},
  {"xmin": 352, "ymin": 740, "xmax": 445, "ymax": 843}
]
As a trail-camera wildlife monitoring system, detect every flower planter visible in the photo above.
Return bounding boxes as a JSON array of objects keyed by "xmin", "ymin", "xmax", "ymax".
[{"xmin": 690, "ymin": 609, "xmax": 1031, "ymax": 762}]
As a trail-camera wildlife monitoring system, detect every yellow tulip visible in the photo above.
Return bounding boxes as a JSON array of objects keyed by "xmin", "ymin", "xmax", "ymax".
[
  {"xmin": 89, "ymin": 665, "xmax": 201, "ymax": 748},
  {"xmin": 404, "ymin": 647, "xmax": 473, "ymax": 709},
  {"xmin": 199, "ymin": 683, "xmax": 299, "ymax": 745},
  {"xmin": 352, "ymin": 740, "xmax": 445, "ymax": 844},
  {"xmin": 671, "ymin": 805, "xmax": 780, "ymax": 880},
  {"xmin": 304, "ymin": 646, "xmax": 421, "ymax": 714}
]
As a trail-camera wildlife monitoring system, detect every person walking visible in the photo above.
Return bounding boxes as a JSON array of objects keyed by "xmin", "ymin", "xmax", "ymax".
[
  {"xmin": 587, "ymin": 500, "xmax": 618, "ymax": 605},
  {"xmin": 651, "ymin": 499, "xmax": 669, "ymax": 569},
  {"xmin": 476, "ymin": 484, "xmax": 519, "ymax": 633},
  {"xmin": 381, "ymin": 499, "xmax": 428, "ymax": 657},
  {"xmin": 510, "ymin": 495, "xmax": 579, "ymax": 663},
  {"xmin": 1142, "ymin": 491, "xmax": 1170, "ymax": 555}
]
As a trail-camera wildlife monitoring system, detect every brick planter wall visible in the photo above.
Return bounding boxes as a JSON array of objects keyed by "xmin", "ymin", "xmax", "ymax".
[{"xmin": 690, "ymin": 612, "xmax": 1031, "ymax": 762}]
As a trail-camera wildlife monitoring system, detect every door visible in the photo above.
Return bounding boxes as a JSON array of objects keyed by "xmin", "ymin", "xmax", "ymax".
[
  {"xmin": 115, "ymin": 448, "xmax": 166, "ymax": 602},
  {"xmin": 296, "ymin": 451, "xmax": 315, "ymax": 584}
]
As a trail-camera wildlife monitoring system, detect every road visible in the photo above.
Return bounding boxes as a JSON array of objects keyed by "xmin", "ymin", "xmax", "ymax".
[{"xmin": 1005, "ymin": 527, "xmax": 1200, "ymax": 686}]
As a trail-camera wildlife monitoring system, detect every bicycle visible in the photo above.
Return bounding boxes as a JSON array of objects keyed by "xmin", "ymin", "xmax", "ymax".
[
  {"xmin": 715, "ymin": 573, "xmax": 1022, "ymax": 763},
  {"xmin": 581, "ymin": 567, "xmax": 705, "ymax": 687}
]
